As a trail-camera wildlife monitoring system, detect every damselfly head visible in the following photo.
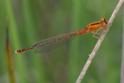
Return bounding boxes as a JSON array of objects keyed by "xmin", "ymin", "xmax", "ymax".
[
  {"xmin": 98, "ymin": 17, "xmax": 108, "ymax": 28},
  {"xmin": 100, "ymin": 17, "xmax": 108, "ymax": 25}
]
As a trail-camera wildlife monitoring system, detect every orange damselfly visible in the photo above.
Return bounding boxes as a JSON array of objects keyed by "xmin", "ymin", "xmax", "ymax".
[{"xmin": 15, "ymin": 18, "xmax": 107, "ymax": 54}]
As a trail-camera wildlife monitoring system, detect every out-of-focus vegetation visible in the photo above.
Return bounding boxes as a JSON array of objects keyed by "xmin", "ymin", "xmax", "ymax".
[{"xmin": 0, "ymin": 0, "xmax": 122, "ymax": 83}]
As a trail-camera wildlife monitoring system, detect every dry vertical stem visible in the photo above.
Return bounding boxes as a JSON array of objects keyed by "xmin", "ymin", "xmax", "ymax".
[
  {"xmin": 121, "ymin": 3, "xmax": 124, "ymax": 83},
  {"xmin": 76, "ymin": 0, "xmax": 124, "ymax": 83}
]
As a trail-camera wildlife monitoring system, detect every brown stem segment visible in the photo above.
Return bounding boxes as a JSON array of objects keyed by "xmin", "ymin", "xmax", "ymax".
[{"xmin": 6, "ymin": 26, "xmax": 16, "ymax": 83}]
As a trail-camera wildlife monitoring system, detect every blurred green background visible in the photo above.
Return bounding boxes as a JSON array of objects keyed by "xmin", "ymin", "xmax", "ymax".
[{"xmin": 0, "ymin": 0, "xmax": 122, "ymax": 83}]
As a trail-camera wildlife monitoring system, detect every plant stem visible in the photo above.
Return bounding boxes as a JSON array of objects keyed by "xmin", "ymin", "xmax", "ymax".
[{"xmin": 76, "ymin": 0, "xmax": 124, "ymax": 83}]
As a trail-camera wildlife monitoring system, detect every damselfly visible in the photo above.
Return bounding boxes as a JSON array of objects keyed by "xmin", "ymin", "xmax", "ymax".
[{"xmin": 15, "ymin": 18, "xmax": 107, "ymax": 54}]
